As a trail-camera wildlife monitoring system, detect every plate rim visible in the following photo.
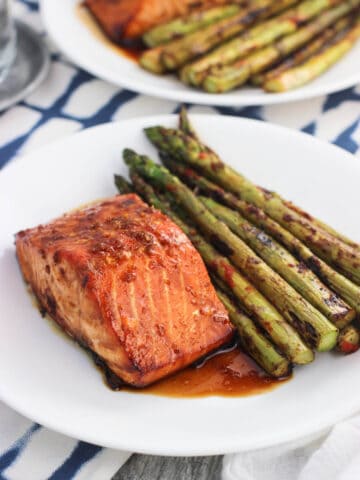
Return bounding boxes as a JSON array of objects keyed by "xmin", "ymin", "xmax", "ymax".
[
  {"xmin": 1, "ymin": 114, "xmax": 360, "ymax": 456},
  {"xmin": 39, "ymin": 0, "xmax": 360, "ymax": 107}
]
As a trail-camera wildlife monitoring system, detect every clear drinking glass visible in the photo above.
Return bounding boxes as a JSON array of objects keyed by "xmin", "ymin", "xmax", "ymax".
[{"xmin": 0, "ymin": 0, "xmax": 16, "ymax": 82}]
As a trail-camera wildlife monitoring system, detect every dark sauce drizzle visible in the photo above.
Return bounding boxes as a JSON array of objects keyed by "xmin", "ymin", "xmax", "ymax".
[{"xmin": 91, "ymin": 337, "xmax": 289, "ymax": 398}]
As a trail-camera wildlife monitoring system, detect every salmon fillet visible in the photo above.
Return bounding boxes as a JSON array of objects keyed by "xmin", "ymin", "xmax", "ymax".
[
  {"xmin": 16, "ymin": 194, "xmax": 233, "ymax": 387},
  {"xmin": 84, "ymin": 0, "xmax": 232, "ymax": 43}
]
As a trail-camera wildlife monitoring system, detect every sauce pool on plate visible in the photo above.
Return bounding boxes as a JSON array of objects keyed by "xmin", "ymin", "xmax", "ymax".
[{"xmin": 100, "ymin": 341, "xmax": 289, "ymax": 398}]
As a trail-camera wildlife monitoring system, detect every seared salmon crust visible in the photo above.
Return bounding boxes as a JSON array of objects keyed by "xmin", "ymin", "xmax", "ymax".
[{"xmin": 16, "ymin": 194, "xmax": 233, "ymax": 386}]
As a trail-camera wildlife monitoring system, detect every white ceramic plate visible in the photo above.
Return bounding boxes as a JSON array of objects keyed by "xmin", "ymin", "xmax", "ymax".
[
  {"xmin": 40, "ymin": 0, "xmax": 360, "ymax": 107},
  {"xmin": 1, "ymin": 115, "xmax": 360, "ymax": 456}
]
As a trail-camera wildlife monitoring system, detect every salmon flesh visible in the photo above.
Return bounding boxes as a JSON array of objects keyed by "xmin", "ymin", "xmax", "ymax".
[{"xmin": 16, "ymin": 194, "xmax": 233, "ymax": 386}]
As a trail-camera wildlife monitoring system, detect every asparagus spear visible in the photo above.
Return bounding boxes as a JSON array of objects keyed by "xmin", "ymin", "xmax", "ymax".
[
  {"xmin": 336, "ymin": 325, "xmax": 360, "ymax": 354},
  {"xmin": 285, "ymin": 200, "xmax": 360, "ymax": 251},
  {"xmin": 145, "ymin": 126, "xmax": 360, "ymax": 285},
  {"xmin": 161, "ymin": 157, "xmax": 360, "ymax": 317},
  {"xmin": 203, "ymin": 6, "xmax": 357, "ymax": 93},
  {"xmin": 215, "ymin": 287, "xmax": 291, "ymax": 377},
  {"xmin": 264, "ymin": 17, "xmax": 360, "ymax": 91},
  {"xmin": 143, "ymin": 4, "xmax": 241, "ymax": 47},
  {"xmin": 126, "ymin": 168, "xmax": 311, "ymax": 365},
  {"xmin": 124, "ymin": 149, "xmax": 338, "ymax": 351},
  {"xmin": 179, "ymin": 105, "xmax": 198, "ymax": 139},
  {"xmin": 201, "ymin": 196, "xmax": 355, "ymax": 326},
  {"xmin": 182, "ymin": 0, "xmax": 349, "ymax": 86},
  {"xmin": 140, "ymin": 0, "xmax": 298, "ymax": 74},
  {"xmin": 251, "ymin": 15, "xmax": 354, "ymax": 86},
  {"xmin": 114, "ymin": 174, "xmax": 133, "ymax": 194}
]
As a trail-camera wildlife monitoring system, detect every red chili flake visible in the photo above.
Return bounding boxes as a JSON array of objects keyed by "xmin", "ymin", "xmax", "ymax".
[
  {"xmin": 341, "ymin": 341, "xmax": 359, "ymax": 354},
  {"xmin": 185, "ymin": 168, "xmax": 197, "ymax": 178},
  {"xmin": 283, "ymin": 214, "xmax": 294, "ymax": 223},
  {"xmin": 223, "ymin": 263, "xmax": 235, "ymax": 289}
]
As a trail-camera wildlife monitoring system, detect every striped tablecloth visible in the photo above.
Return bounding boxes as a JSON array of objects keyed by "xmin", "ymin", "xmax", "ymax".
[{"xmin": 0, "ymin": 1, "xmax": 359, "ymax": 479}]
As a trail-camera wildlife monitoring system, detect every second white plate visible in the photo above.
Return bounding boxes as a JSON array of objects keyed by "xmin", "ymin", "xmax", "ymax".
[{"xmin": 41, "ymin": 0, "xmax": 360, "ymax": 107}]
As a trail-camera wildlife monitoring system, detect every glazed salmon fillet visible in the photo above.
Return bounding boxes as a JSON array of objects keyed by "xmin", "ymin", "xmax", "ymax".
[
  {"xmin": 84, "ymin": 0, "xmax": 232, "ymax": 42},
  {"xmin": 16, "ymin": 194, "xmax": 233, "ymax": 387}
]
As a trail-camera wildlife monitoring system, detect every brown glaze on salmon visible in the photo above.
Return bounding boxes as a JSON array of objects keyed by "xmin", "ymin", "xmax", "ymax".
[
  {"xmin": 16, "ymin": 194, "xmax": 233, "ymax": 386},
  {"xmin": 84, "ymin": 0, "xmax": 233, "ymax": 43}
]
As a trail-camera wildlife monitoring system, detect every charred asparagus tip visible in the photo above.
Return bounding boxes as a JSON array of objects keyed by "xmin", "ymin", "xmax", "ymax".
[{"xmin": 114, "ymin": 174, "xmax": 133, "ymax": 194}]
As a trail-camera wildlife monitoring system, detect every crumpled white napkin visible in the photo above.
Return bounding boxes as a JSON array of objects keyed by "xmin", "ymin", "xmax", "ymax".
[{"xmin": 223, "ymin": 414, "xmax": 360, "ymax": 480}]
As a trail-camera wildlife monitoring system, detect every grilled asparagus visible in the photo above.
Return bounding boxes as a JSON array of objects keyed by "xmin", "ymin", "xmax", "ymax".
[
  {"xmin": 182, "ymin": 0, "xmax": 348, "ymax": 86},
  {"xmin": 251, "ymin": 14, "xmax": 354, "ymax": 86},
  {"xmin": 201, "ymin": 195, "xmax": 355, "ymax": 326},
  {"xmin": 203, "ymin": 6, "xmax": 357, "ymax": 92},
  {"xmin": 264, "ymin": 16, "xmax": 360, "ymax": 91},
  {"xmin": 145, "ymin": 125, "xmax": 360, "ymax": 285},
  {"xmin": 161, "ymin": 156, "xmax": 360, "ymax": 317}
]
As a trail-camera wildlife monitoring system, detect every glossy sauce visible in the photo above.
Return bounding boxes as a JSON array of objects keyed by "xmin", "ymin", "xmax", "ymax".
[
  {"xmin": 103, "ymin": 341, "xmax": 289, "ymax": 398},
  {"xmin": 133, "ymin": 350, "xmax": 287, "ymax": 397},
  {"xmin": 76, "ymin": 4, "xmax": 144, "ymax": 62}
]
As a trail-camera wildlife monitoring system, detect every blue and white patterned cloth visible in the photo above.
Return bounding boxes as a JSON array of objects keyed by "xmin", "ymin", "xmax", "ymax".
[{"xmin": 0, "ymin": 1, "xmax": 359, "ymax": 479}]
